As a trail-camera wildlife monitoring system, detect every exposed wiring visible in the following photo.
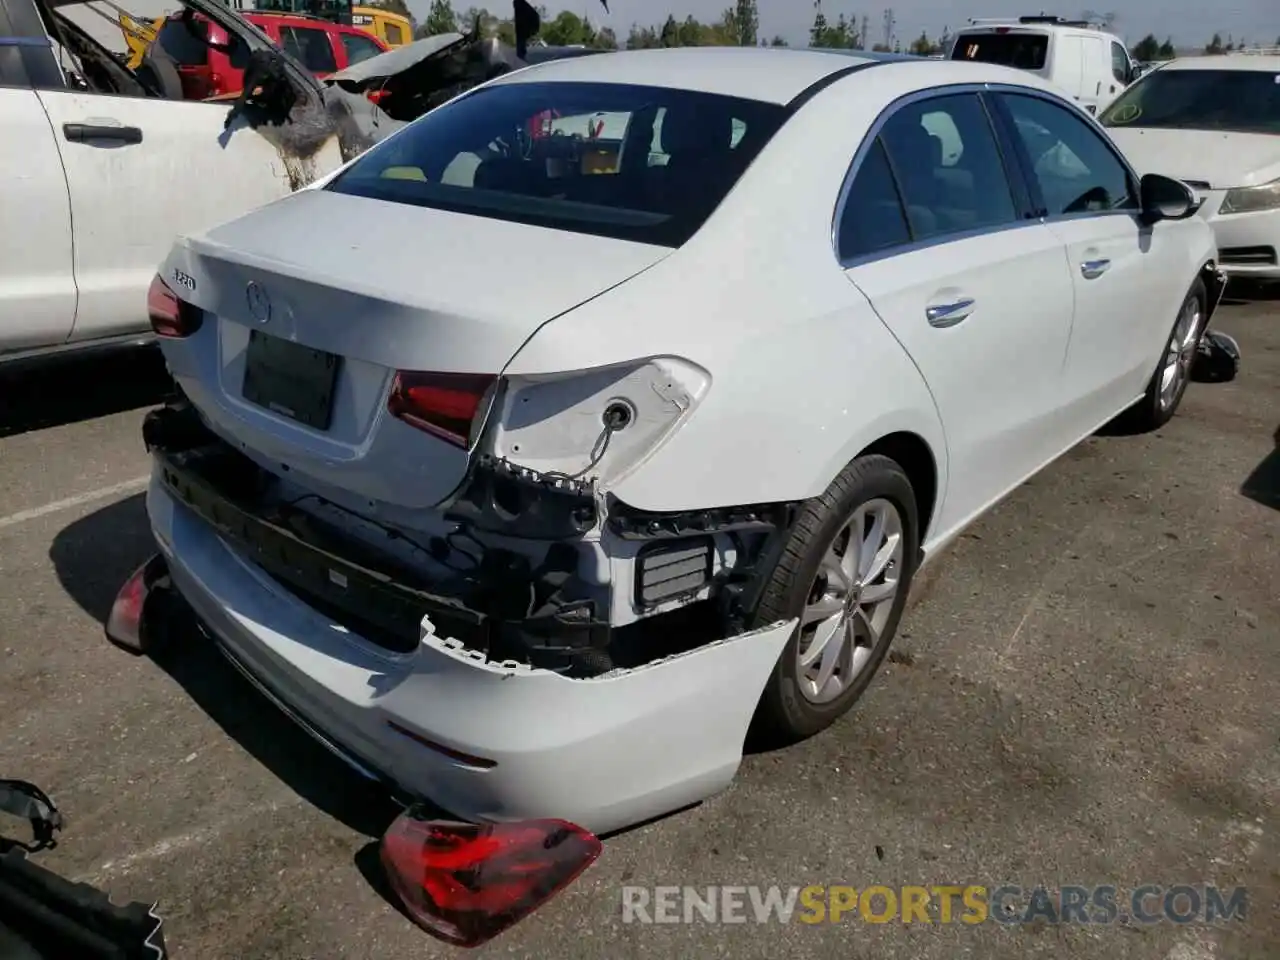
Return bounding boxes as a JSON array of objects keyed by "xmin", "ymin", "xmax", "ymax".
[{"xmin": 540, "ymin": 413, "xmax": 623, "ymax": 483}]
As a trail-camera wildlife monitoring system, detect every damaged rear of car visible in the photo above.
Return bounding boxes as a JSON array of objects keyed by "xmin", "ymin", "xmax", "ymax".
[{"xmin": 129, "ymin": 71, "xmax": 804, "ymax": 838}]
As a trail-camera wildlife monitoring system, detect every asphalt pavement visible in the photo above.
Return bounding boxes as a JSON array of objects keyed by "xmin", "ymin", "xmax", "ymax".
[{"xmin": 0, "ymin": 292, "xmax": 1276, "ymax": 959}]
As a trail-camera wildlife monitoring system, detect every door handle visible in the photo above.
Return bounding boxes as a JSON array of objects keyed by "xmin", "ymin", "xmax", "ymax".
[
  {"xmin": 1081, "ymin": 258, "xmax": 1111, "ymax": 279},
  {"xmin": 925, "ymin": 298, "xmax": 975, "ymax": 327},
  {"xmin": 62, "ymin": 122, "xmax": 143, "ymax": 144}
]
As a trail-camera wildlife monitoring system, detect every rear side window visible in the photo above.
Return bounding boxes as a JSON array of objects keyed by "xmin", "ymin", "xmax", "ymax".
[
  {"xmin": 341, "ymin": 32, "xmax": 384, "ymax": 65},
  {"xmin": 877, "ymin": 93, "xmax": 1018, "ymax": 242},
  {"xmin": 952, "ymin": 32, "xmax": 1049, "ymax": 70},
  {"xmin": 280, "ymin": 25, "xmax": 337, "ymax": 72},
  {"xmin": 838, "ymin": 139, "xmax": 910, "ymax": 260},
  {"xmin": 327, "ymin": 80, "xmax": 788, "ymax": 247},
  {"xmin": 155, "ymin": 17, "xmax": 210, "ymax": 66},
  {"xmin": 384, "ymin": 22, "xmax": 404, "ymax": 45}
]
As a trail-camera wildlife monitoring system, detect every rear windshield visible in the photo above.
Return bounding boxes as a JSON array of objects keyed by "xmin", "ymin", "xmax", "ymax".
[
  {"xmin": 1099, "ymin": 69, "xmax": 1280, "ymax": 135},
  {"xmin": 155, "ymin": 17, "xmax": 210, "ymax": 67},
  {"xmin": 326, "ymin": 81, "xmax": 788, "ymax": 247},
  {"xmin": 951, "ymin": 32, "xmax": 1049, "ymax": 70}
]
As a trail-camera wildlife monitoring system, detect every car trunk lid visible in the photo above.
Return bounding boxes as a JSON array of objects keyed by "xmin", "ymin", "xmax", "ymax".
[{"xmin": 165, "ymin": 188, "xmax": 672, "ymax": 508}]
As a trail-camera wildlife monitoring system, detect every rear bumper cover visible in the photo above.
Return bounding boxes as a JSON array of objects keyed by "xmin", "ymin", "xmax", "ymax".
[{"xmin": 146, "ymin": 473, "xmax": 794, "ymax": 835}]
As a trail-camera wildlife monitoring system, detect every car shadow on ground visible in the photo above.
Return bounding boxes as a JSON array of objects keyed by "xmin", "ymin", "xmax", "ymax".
[
  {"xmin": 1241, "ymin": 424, "xmax": 1280, "ymax": 511},
  {"xmin": 50, "ymin": 494, "xmax": 405, "ymax": 841},
  {"xmin": 0, "ymin": 347, "xmax": 172, "ymax": 439}
]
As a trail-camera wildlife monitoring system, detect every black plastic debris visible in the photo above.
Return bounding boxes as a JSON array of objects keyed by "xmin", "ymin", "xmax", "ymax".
[{"xmin": 1192, "ymin": 330, "xmax": 1240, "ymax": 383}]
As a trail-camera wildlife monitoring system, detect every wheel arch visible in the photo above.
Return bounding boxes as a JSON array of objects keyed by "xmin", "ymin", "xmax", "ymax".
[{"xmin": 857, "ymin": 431, "xmax": 940, "ymax": 545}]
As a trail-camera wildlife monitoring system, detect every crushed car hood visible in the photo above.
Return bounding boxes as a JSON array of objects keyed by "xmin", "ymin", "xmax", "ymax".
[
  {"xmin": 1108, "ymin": 127, "xmax": 1280, "ymax": 189},
  {"xmin": 327, "ymin": 32, "xmax": 473, "ymax": 88}
]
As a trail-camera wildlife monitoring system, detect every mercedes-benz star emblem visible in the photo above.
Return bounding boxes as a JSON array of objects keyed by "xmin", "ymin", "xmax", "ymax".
[{"xmin": 246, "ymin": 281, "xmax": 272, "ymax": 324}]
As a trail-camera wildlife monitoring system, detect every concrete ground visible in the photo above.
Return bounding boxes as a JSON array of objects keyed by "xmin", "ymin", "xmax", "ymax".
[{"xmin": 0, "ymin": 290, "xmax": 1276, "ymax": 959}]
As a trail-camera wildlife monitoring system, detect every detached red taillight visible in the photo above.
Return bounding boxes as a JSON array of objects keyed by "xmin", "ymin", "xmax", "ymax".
[
  {"xmin": 366, "ymin": 89, "xmax": 392, "ymax": 107},
  {"xmin": 147, "ymin": 274, "xmax": 203, "ymax": 338},
  {"xmin": 105, "ymin": 555, "xmax": 169, "ymax": 654},
  {"xmin": 380, "ymin": 811, "xmax": 602, "ymax": 948},
  {"xmin": 388, "ymin": 371, "xmax": 496, "ymax": 447}
]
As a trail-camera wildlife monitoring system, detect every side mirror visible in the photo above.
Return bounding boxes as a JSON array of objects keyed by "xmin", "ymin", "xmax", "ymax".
[{"xmin": 1139, "ymin": 173, "xmax": 1198, "ymax": 224}]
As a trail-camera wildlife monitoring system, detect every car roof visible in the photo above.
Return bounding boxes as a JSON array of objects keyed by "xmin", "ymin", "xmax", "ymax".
[
  {"xmin": 954, "ymin": 20, "xmax": 1121, "ymax": 40},
  {"xmin": 1158, "ymin": 54, "xmax": 1280, "ymax": 72},
  {"xmin": 486, "ymin": 46, "xmax": 1049, "ymax": 105}
]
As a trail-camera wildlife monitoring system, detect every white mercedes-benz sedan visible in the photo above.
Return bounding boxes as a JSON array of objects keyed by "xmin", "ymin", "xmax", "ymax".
[
  {"xmin": 120, "ymin": 48, "xmax": 1224, "ymax": 840},
  {"xmin": 1100, "ymin": 55, "xmax": 1280, "ymax": 281}
]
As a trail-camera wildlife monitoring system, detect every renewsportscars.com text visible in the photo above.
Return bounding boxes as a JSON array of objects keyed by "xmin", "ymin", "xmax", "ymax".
[{"xmin": 620, "ymin": 884, "xmax": 1248, "ymax": 925}]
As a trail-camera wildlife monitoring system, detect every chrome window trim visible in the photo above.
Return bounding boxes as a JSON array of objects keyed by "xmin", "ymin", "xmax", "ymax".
[{"xmin": 830, "ymin": 81, "xmax": 1146, "ymax": 270}]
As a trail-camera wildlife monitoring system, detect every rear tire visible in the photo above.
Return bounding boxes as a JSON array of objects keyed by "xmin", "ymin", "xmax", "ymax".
[
  {"xmin": 1116, "ymin": 278, "xmax": 1207, "ymax": 432},
  {"xmin": 751, "ymin": 454, "xmax": 920, "ymax": 744}
]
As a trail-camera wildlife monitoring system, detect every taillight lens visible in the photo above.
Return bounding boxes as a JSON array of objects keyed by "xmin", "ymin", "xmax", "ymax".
[
  {"xmin": 366, "ymin": 89, "xmax": 391, "ymax": 106},
  {"xmin": 147, "ymin": 274, "xmax": 203, "ymax": 338},
  {"xmin": 380, "ymin": 810, "xmax": 602, "ymax": 947},
  {"xmin": 388, "ymin": 371, "xmax": 496, "ymax": 448}
]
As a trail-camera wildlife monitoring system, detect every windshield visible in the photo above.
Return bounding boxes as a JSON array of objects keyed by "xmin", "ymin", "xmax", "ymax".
[
  {"xmin": 1100, "ymin": 69, "xmax": 1280, "ymax": 134},
  {"xmin": 951, "ymin": 32, "xmax": 1048, "ymax": 70},
  {"xmin": 326, "ymin": 81, "xmax": 788, "ymax": 247}
]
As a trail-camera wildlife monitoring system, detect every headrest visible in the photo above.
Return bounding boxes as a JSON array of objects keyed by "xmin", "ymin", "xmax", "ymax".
[
  {"xmin": 659, "ymin": 103, "xmax": 734, "ymax": 157},
  {"xmin": 895, "ymin": 123, "xmax": 942, "ymax": 169}
]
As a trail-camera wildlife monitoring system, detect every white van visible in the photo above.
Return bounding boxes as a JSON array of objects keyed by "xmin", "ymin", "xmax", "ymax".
[{"xmin": 949, "ymin": 16, "xmax": 1137, "ymax": 115}]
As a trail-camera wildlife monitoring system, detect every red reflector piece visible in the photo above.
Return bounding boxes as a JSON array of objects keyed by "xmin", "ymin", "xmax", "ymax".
[
  {"xmin": 366, "ymin": 89, "xmax": 391, "ymax": 105},
  {"xmin": 386, "ymin": 720, "xmax": 497, "ymax": 769},
  {"xmin": 381, "ymin": 812, "xmax": 602, "ymax": 947},
  {"xmin": 105, "ymin": 555, "xmax": 167, "ymax": 654},
  {"xmin": 388, "ymin": 371, "xmax": 496, "ymax": 447},
  {"xmin": 147, "ymin": 273, "xmax": 203, "ymax": 338}
]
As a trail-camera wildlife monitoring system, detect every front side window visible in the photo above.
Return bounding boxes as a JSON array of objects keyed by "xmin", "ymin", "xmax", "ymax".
[
  {"xmin": 155, "ymin": 17, "xmax": 210, "ymax": 66},
  {"xmin": 1110, "ymin": 41, "xmax": 1130, "ymax": 83},
  {"xmin": 280, "ymin": 25, "xmax": 337, "ymax": 73},
  {"xmin": 327, "ymin": 81, "xmax": 788, "ymax": 246},
  {"xmin": 383, "ymin": 22, "xmax": 404, "ymax": 45},
  {"xmin": 1001, "ymin": 92, "xmax": 1136, "ymax": 216},
  {"xmin": 877, "ymin": 93, "xmax": 1019, "ymax": 242},
  {"xmin": 1099, "ymin": 69, "xmax": 1280, "ymax": 135}
]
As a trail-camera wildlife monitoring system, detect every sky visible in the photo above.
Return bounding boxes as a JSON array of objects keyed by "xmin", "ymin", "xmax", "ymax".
[{"xmin": 405, "ymin": 0, "xmax": 1276, "ymax": 51}]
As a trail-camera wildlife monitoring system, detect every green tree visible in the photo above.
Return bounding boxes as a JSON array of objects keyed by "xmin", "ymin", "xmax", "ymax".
[
  {"xmin": 1157, "ymin": 37, "xmax": 1175, "ymax": 58},
  {"xmin": 421, "ymin": 0, "xmax": 457, "ymax": 35},
  {"xmin": 1204, "ymin": 32, "xmax": 1223, "ymax": 54},
  {"xmin": 679, "ymin": 14, "xmax": 709, "ymax": 45},
  {"xmin": 908, "ymin": 30, "xmax": 936, "ymax": 55},
  {"xmin": 769, "ymin": 34, "xmax": 788, "ymax": 46},
  {"xmin": 626, "ymin": 23, "xmax": 660, "ymax": 48},
  {"xmin": 660, "ymin": 14, "xmax": 681, "ymax": 46},
  {"xmin": 809, "ymin": 1, "xmax": 828, "ymax": 47},
  {"xmin": 1131, "ymin": 33, "xmax": 1159, "ymax": 61},
  {"xmin": 541, "ymin": 11, "xmax": 595, "ymax": 45},
  {"xmin": 593, "ymin": 26, "xmax": 618, "ymax": 49},
  {"xmin": 730, "ymin": 0, "xmax": 758, "ymax": 46},
  {"xmin": 809, "ymin": 2, "xmax": 857, "ymax": 48}
]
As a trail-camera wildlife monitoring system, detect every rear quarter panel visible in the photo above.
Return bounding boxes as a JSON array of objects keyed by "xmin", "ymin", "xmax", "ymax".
[{"xmin": 505, "ymin": 63, "xmax": 952, "ymax": 514}]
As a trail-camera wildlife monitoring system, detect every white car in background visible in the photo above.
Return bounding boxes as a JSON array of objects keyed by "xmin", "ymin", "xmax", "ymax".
[
  {"xmin": 949, "ymin": 15, "xmax": 1136, "ymax": 115},
  {"xmin": 1101, "ymin": 55, "xmax": 1280, "ymax": 281},
  {"xmin": 116, "ymin": 47, "xmax": 1223, "ymax": 893}
]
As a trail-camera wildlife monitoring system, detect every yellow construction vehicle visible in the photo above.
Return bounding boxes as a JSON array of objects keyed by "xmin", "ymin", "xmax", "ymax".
[{"xmin": 349, "ymin": 5, "xmax": 412, "ymax": 47}]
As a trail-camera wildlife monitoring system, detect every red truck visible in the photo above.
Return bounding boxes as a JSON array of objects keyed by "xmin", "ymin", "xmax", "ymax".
[{"xmin": 152, "ymin": 10, "xmax": 388, "ymax": 100}]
